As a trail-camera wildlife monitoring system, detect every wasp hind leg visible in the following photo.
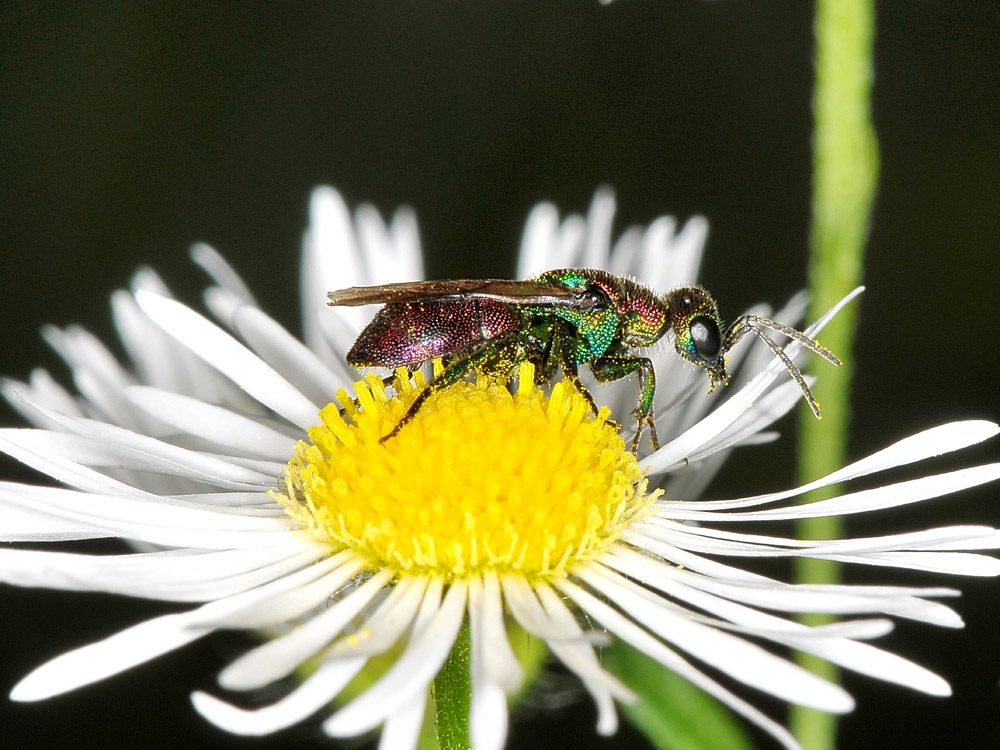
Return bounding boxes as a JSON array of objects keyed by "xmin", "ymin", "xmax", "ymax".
[
  {"xmin": 379, "ymin": 335, "xmax": 523, "ymax": 444},
  {"xmin": 335, "ymin": 367, "xmax": 419, "ymax": 422}
]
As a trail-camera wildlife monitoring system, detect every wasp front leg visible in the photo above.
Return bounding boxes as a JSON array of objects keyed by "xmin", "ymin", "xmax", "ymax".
[{"xmin": 589, "ymin": 354, "xmax": 659, "ymax": 453}]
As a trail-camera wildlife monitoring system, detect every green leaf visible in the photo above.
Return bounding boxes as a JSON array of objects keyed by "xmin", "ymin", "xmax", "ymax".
[{"xmin": 603, "ymin": 641, "xmax": 755, "ymax": 750}]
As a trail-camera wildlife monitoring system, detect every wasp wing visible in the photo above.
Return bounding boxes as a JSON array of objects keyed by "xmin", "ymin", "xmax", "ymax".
[{"xmin": 328, "ymin": 278, "xmax": 586, "ymax": 308}]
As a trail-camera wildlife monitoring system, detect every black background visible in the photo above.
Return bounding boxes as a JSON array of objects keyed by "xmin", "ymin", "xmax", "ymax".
[{"xmin": 1, "ymin": 2, "xmax": 998, "ymax": 748}]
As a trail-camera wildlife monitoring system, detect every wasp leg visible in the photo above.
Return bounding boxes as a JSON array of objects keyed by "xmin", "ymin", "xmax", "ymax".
[
  {"xmin": 335, "ymin": 368, "xmax": 417, "ymax": 420},
  {"xmin": 589, "ymin": 354, "xmax": 659, "ymax": 453},
  {"xmin": 535, "ymin": 321, "xmax": 619, "ymax": 432},
  {"xmin": 538, "ymin": 319, "xmax": 616, "ymax": 425},
  {"xmin": 379, "ymin": 334, "xmax": 524, "ymax": 444},
  {"xmin": 560, "ymin": 365, "xmax": 618, "ymax": 430},
  {"xmin": 724, "ymin": 316, "xmax": 838, "ymax": 420}
]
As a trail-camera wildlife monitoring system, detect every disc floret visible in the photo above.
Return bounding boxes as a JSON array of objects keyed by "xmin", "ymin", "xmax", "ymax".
[{"xmin": 274, "ymin": 363, "xmax": 659, "ymax": 581}]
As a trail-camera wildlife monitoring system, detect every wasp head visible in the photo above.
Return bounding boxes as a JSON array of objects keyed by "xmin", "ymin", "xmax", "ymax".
[{"xmin": 663, "ymin": 286, "xmax": 729, "ymax": 392}]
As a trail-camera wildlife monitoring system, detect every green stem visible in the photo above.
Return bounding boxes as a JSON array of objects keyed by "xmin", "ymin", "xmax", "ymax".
[
  {"xmin": 432, "ymin": 616, "xmax": 472, "ymax": 750},
  {"xmin": 792, "ymin": 1, "xmax": 877, "ymax": 748}
]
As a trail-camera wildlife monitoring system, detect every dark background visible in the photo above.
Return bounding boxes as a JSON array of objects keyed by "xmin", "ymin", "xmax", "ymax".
[{"xmin": 1, "ymin": 2, "xmax": 998, "ymax": 748}]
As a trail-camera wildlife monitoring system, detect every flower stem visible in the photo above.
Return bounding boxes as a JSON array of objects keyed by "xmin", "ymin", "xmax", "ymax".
[
  {"xmin": 432, "ymin": 616, "xmax": 472, "ymax": 750},
  {"xmin": 793, "ymin": 0, "xmax": 877, "ymax": 748}
]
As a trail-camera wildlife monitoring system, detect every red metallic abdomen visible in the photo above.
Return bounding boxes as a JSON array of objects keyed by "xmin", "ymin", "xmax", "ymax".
[{"xmin": 346, "ymin": 298, "xmax": 521, "ymax": 367}]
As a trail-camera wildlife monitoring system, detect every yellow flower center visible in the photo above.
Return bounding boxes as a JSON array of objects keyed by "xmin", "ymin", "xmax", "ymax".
[{"xmin": 274, "ymin": 362, "xmax": 658, "ymax": 581}]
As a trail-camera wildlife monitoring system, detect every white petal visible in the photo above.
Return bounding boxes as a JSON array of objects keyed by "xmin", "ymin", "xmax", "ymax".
[
  {"xmin": 661, "ymin": 452, "xmax": 730, "ymax": 505},
  {"xmin": 168, "ymin": 490, "xmax": 281, "ymax": 508},
  {"xmin": 606, "ymin": 224, "xmax": 644, "ymax": 276},
  {"xmin": 669, "ymin": 420, "xmax": 1000, "ymax": 512},
  {"xmin": 323, "ymin": 580, "xmax": 467, "ymax": 736},
  {"xmin": 787, "ymin": 632, "xmax": 950, "ymax": 696},
  {"xmin": 637, "ymin": 518, "xmax": 1000, "ymax": 577},
  {"xmin": 192, "ymin": 655, "xmax": 367, "ymax": 735},
  {"xmin": 580, "ymin": 187, "xmax": 616, "ymax": 269},
  {"xmin": 912, "ymin": 530, "xmax": 1000, "ymax": 551},
  {"xmin": 302, "ymin": 186, "xmax": 368, "ymax": 336},
  {"xmin": 637, "ymin": 216, "xmax": 679, "ymax": 285},
  {"xmin": 201, "ymin": 285, "xmax": 244, "ymax": 329},
  {"xmin": 0, "ymin": 429, "xmax": 156, "ymax": 499},
  {"xmin": 553, "ymin": 578, "xmax": 803, "ymax": 750},
  {"xmin": 0, "ymin": 545, "xmax": 314, "ymax": 601},
  {"xmin": 135, "ymin": 290, "xmax": 321, "ymax": 430},
  {"xmin": 0, "ymin": 483, "xmax": 297, "ymax": 549},
  {"xmin": 644, "ymin": 518, "xmax": 998, "ymax": 554},
  {"xmin": 576, "ymin": 564, "xmax": 854, "ymax": 712},
  {"xmin": 315, "ymin": 306, "xmax": 368, "ymax": 367},
  {"xmin": 127, "ymin": 386, "xmax": 297, "ymax": 459},
  {"xmin": 608, "ymin": 545, "xmax": 889, "ymax": 641},
  {"xmin": 517, "ymin": 201, "xmax": 559, "ymax": 279},
  {"xmin": 378, "ymin": 687, "xmax": 428, "ymax": 750},
  {"xmin": 529, "ymin": 581, "xmax": 631, "ymax": 735},
  {"xmin": 622, "ymin": 530, "xmax": 964, "ymax": 627},
  {"xmin": 190, "ymin": 242, "xmax": 259, "ymax": 306},
  {"xmin": 188, "ymin": 551, "xmax": 360, "ymax": 630},
  {"xmin": 1, "ymin": 372, "xmax": 82, "ymax": 429},
  {"xmin": 501, "ymin": 574, "xmax": 567, "ymax": 639},
  {"xmin": 43, "ymin": 324, "xmax": 132, "ymax": 396},
  {"xmin": 217, "ymin": 569, "xmax": 394, "ymax": 690},
  {"xmin": 387, "ymin": 204, "xmax": 424, "ymax": 282},
  {"xmin": 14, "ymin": 553, "xmax": 342, "ymax": 700},
  {"xmin": 469, "ymin": 577, "xmax": 509, "ymax": 750},
  {"xmin": 4, "ymin": 407, "xmax": 275, "ymax": 488},
  {"xmin": 822, "ymin": 550, "xmax": 1000, "ymax": 576},
  {"xmin": 682, "ymin": 378, "xmax": 808, "ymax": 466},
  {"xmin": 553, "ymin": 215, "xmax": 587, "ymax": 269},
  {"xmin": 603, "ymin": 546, "xmax": 951, "ymax": 695},
  {"xmin": 196, "ymin": 550, "xmax": 361, "ymax": 629},
  {"xmin": 654, "ymin": 215, "xmax": 709, "ymax": 290},
  {"xmin": 41, "ymin": 324, "xmax": 140, "ymax": 428},
  {"xmin": 703, "ymin": 464, "xmax": 1000, "ymax": 522},
  {"xmin": 113, "ymin": 286, "xmax": 237, "ymax": 403},
  {"xmin": 27, "ymin": 368, "xmax": 86, "ymax": 415},
  {"xmin": 233, "ymin": 304, "xmax": 349, "ymax": 404},
  {"xmin": 11, "ymin": 613, "xmax": 211, "ymax": 701},
  {"xmin": 520, "ymin": 205, "xmax": 588, "ymax": 278},
  {"xmin": 637, "ymin": 215, "xmax": 706, "ymax": 293},
  {"xmin": 355, "ymin": 202, "xmax": 423, "ymax": 284},
  {"xmin": 474, "ymin": 572, "xmax": 523, "ymax": 691},
  {"xmin": 327, "ymin": 575, "xmax": 429, "ymax": 657},
  {"xmin": 0, "ymin": 502, "xmax": 109, "ymax": 541}
]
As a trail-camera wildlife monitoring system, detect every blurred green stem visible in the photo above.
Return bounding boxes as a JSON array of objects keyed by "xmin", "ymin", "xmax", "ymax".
[
  {"xmin": 432, "ymin": 617, "xmax": 472, "ymax": 750},
  {"xmin": 792, "ymin": 0, "xmax": 877, "ymax": 748}
]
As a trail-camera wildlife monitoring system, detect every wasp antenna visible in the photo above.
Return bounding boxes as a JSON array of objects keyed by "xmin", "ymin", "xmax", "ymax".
[
  {"xmin": 747, "ymin": 315, "xmax": 842, "ymax": 367},
  {"xmin": 728, "ymin": 318, "xmax": 823, "ymax": 419}
]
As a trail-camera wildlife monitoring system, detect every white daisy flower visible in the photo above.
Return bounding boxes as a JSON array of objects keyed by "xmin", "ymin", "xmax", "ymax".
[{"xmin": 2, "ymin": 187, "xmax": 999, "ymax": 750}]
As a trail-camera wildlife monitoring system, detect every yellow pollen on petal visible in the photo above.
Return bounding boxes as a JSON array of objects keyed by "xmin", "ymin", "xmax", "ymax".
[{"xmin": 273, "ymin": 362, "xmax": 659, "ymax": 582}]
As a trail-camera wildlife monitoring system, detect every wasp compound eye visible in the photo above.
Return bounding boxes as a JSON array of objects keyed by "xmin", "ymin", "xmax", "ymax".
[{"xmin": 689, "ymin": 315, "xmax": 722, "ymax": 362}]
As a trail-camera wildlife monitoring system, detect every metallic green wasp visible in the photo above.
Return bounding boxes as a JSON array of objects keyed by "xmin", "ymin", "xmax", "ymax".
[{"xmin": 328, "ymin": 268, "xmax": 840, "ymax": 452}]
